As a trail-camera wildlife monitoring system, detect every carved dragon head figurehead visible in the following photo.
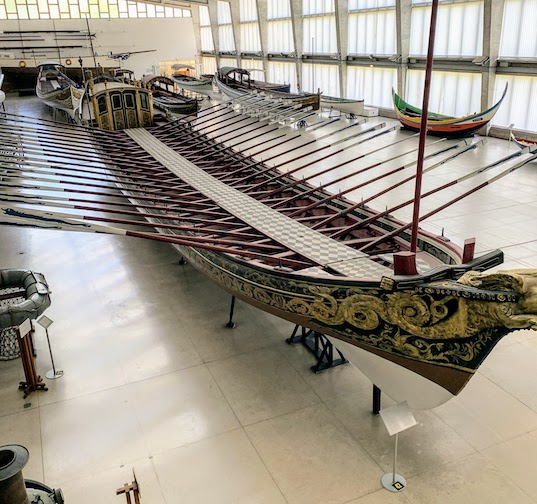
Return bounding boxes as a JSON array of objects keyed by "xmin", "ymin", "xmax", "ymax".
[{"xmin": 458, "ymin": 269, "xmax": 537, "ymax": 331}]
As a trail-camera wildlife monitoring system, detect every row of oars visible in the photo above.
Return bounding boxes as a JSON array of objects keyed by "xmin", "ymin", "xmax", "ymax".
[
  {"xmin": 0, "ymin": 111, "xmax": 324, "ymax": 267},
  {"xmin": 2, "ymin": 108, "xmax": 536, "ymax": 266}
]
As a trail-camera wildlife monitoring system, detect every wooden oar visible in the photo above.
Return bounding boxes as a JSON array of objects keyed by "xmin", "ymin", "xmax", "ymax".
[
  {"xmin": 284, "ymin": 137, "xmax": 456, "ymax": 217},
  {"xmin": 0, "ymin": 206, "xmax": 313, "ymax": 269},
  {"xmin": 315, "ymin": 139, "xmax": 479, "ymax": 230},
  {"xmin": 357, "ymin": 150, "xmax": 537, "ymax": 252},
  {"xmin": 253, "ymin": 132, "xmax": 425, "ymax": 202},
  {"xmin": 331, "ymin": 145, "xmax": 529, "ymax": 240},
  {"xmin": 222, "ymin": 123, "xmax": 393, "ymax": 185},
  {"xmin": 240, "ymin": 124, "xmax": 390, "ymax": 193},
  {"xmin": 0, "ymin": 194, "xmax": 266, "ymax": 240}
]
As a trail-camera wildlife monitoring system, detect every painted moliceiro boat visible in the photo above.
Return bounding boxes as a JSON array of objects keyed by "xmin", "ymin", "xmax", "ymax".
[
  {"xmin": 321, "ymin": 95, "xmax": 364, "ymax": 116},
  {"xmin": 36, "ymin": 62, "xmax": 84, "ymax": 118},
  {"xmin": 393, "ymin": 84, "xmax": 508, "ymax": 138}
]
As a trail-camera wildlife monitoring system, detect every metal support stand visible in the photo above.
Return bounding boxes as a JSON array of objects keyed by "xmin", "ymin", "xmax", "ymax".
[
  {"xmin": 286, "ymin": 325, "xmax": 347, "ymax": 373},
  {"xmin": 116, "ymin": 470, "xmax": 141, "ymax": 504},
  {"xmin": 16, "ymin": 319, "xmax": 48, "ymax": 399},
  {"xmin": 225, "ymin": 296, "xmax": 236, "ymax": 328},
  {"xmin": 379, "ymin": 401, "xmax": 417, "ymax": 493},
  {"xmin": 37, "ymin": 316, "xmax": 63, "ymax": 380},
  {"xmin": 381, "ymin": 433, "xmax": 406, "ymax": 492},
  {"xmin": 328, "ymin": 107, "xmax": 339, "ymax": 118},
  {"xmin": 372, "ymin": 385, "xmax": 382, "ymax": 415}
]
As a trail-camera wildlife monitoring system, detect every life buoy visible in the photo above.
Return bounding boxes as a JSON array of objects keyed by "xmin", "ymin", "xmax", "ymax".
[{"xmin": 0, "ymin": 270, "xmax": 51, "ymax": 329}]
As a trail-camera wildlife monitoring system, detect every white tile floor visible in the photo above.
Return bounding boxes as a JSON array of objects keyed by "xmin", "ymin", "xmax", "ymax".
[{"xmin": 1, "ymin": 94, "xmax": 537, "ymax": 503}]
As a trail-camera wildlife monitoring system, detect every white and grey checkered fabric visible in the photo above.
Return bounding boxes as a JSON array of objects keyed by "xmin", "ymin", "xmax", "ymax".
[{"xmin": 126, "ymin": 129, "xmax": 393, "ymax": 279}]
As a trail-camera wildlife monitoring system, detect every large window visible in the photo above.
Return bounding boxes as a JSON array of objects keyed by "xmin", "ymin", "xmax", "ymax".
[
  {"xmin": 267, "ymin": 0, "xmax": 291, "ymax": 18},
  {"xmin": 240, "ymin": 58, "xmax": 265, "ymax": 81},
  {"xmin": 348, "ymin": 3, "xmax": 396, "ymax": 56},
  {"xmin": 405, "ymin": 70, "xmax": 482, "ymax": 117},
  {"xmin": 267, "ymin": 60, "xmax": 297, "ymax": 92},
  {"xmin": 217, "ymin": 1, "xmax": 236, "ymax": 52},
  {"xmin": 267, "ymin": 0, "xmax": 294, "ymax": 53},
  {"xmin": 347, "ymin": 65, "xmax": 397, "ymax": 108},
  {"xmin": 349, "ymin": 0, "xmax": 395, "ymax": 7},
  {"xmin": 239, "ymin": 0, "xmax": 261, "ymax": 53},
  {"xmin": 0, "ymin": 0, "xmax": 190, "ymax": 19},
  {"xmin": 410, "ymin": 1, "xmax": 483, "ymax": 57},
  {"xmin": 499, "ymin": 0, "xmax": 537, "ymax": 58},
  {"xmin": 200, "ymin": 55, "xmax": 217, "ymax": 75},
  {"xmin": 199, "ymin": 5, "xmax": 215, "ymax": 52},
  {"xmin": 492, "ymin": 75, "xmax": 537, "ymax": 132},
  {"xmin": 302, "ymin": 63, "xmax": 340, "ymax": 96},
  {"xmin": 220, "ymin": 57, "xmax": 238, "ymax": 68},
  {"xmin": 303, "ymin": 0, "xmax": 337, "ymax": 55}
]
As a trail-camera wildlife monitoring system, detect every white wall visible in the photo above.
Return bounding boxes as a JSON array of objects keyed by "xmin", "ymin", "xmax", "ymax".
[{"xmin": 0, "ymin": 18, "xmax": 196, "ymax": 77}]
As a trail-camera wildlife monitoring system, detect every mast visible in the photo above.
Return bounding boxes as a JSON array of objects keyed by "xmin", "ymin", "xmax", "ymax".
[
  {"xmin": 410, "ymin": 0, "xmax": 439, "ymax": 252},
  {"xmin": 85, "ymin": 14, "xmax": 98, "ymax": 70}
]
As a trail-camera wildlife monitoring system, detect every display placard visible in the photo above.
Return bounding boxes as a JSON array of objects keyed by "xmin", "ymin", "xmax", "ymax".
[{"xmin": 18, "ymin": 318, "xmax": 32, "ymax": 338}]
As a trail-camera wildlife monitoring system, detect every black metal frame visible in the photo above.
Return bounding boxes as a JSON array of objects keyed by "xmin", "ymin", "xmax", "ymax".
[{"xmin": 286, "ymin": 325, "xmax": 348, "ymax": 373}]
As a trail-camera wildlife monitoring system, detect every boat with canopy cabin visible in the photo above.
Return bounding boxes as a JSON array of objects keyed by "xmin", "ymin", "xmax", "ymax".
[
  {"xmin": 142, "ymin": 75, "xmax": 200, "ymax": 115},
  {"xmin": 215, "ymin": 72, "xmax": 320, "ymax": 110},
  {"xmin": 171, "ymin": 64, "xmax": 213, "ymax": 89},
  {"xmin": 76, "ymin": 71, "xmax": 153, "ymax": 130},
  {"xmin": 217, "ymin": 67, "xmax": 291, "ymax": 94}
]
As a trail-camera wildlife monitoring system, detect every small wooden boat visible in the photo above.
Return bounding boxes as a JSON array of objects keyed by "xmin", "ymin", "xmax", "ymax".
[
  {"xmin": 217, "ymin": 66, "xmax": 291, "ymax": 94},
  {"xmin": 35, "ymin": 61, "xmax": 84, "ymax": 118},
  {"xmin": 393, "ymin": 84, "xmax": 508, "ymax": 138},
  {"xmin": 142, "ymin": 75, "xmax": 199, "ymax": 115},
  {"xmin": 321, "ymin": 95, "xmax": 364, "ymax": 116},
  {"xmin": 0, "ymin": 269, "xmax": 51, "ymax": 329},
  {"xmin": 215, "ymin": 73, "xmax": 320, "ymax": 110},
  {"xmin": 511, "ymin": 133, "xmax": 537, "ymax": 153},
  {"xmin": 171, "ymin": 64, "xmax": 213, "ymax": 89},
  {"xmin": 76, "ymin": 72, "xmax": 153, "ymax": 131}
]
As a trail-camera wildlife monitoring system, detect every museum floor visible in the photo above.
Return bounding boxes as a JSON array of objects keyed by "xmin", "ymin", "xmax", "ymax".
[{"xmin": 2, "ymin": 94, "xmax": 537, "ymax": 504}]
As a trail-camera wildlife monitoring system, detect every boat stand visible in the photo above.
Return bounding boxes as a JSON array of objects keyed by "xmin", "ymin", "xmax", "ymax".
[
  {"xmin": 16, "ymin": 320, "xmax": 48, "ymax": 399},
  {"xmin": 373, "ymin": 385, "xmax": 382, "ymax": 415},
  {"xmin": 226, "ymin": 296, "xmax": 236, "ymax": 328},
  {"xmin": 286, "ymin": 325, "xmax": 348, "ymax": 373},
  {"xmin": 116, "ymin": 475, "xmax": 141, "ymax": 504}
]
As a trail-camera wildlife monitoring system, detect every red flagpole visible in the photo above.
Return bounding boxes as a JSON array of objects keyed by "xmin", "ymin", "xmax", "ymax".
[{"xmin": 410, "ymin": 0, "xmax": 439, "ymax": 252}]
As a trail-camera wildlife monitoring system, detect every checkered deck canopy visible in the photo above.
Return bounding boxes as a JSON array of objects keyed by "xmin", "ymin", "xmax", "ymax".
[{"xmin": 126, "ymin": 129, "xmax": 392, "ymax": 279}]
